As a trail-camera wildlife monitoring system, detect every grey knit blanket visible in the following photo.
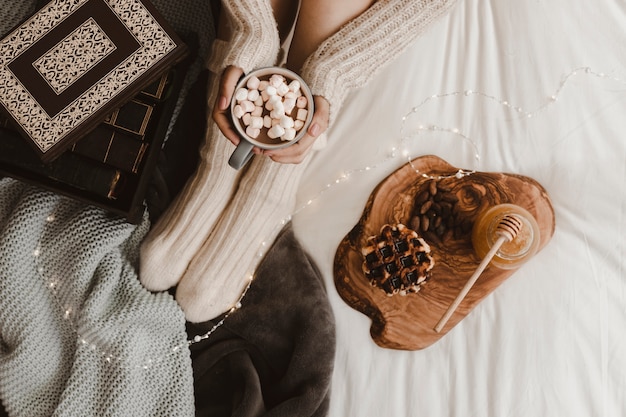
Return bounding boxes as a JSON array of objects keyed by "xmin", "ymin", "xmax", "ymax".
[{"xmin": 0, "ymin": 179, "xmax": 194, "ymax": 416}]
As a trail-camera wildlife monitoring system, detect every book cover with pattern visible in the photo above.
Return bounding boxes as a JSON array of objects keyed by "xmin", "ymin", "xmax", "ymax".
[{"xmin": 0, "ymin": 0, "xmax": 187, "ymax": 161}]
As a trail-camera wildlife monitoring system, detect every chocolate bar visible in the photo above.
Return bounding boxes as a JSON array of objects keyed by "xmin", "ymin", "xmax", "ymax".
[
  {"xmin": 138, "ymin": 73, "xmax": 170, "ymax": 101},
  {"xmin": 0, "ymin": 128, "xmax": 123, "ymax": 200},
  {"xmin": 107, "ymin": 100, "xmax": 154, "ymax": 137},
  {"xmin": 71, "ymin": 127, "xmax": 148, "ymax": 174}
]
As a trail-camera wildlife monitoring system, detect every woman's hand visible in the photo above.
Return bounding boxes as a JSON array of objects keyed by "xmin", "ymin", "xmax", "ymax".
[
  {"xmin": 213, "ymin": 65, "xmax": 330, "ymax": 164},
  {"xmin": 262, "ymin": 95, "xmax": 329, "ymax": 164},
  {"xmin": 213, "ymin": 65, "xmax": 246, "ymax": 147}
]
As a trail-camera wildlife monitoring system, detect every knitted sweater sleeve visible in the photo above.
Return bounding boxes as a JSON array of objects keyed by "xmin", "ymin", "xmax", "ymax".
[
  {"xmin": 300, "ymin": 0, "xmax": 459, "ymax": 126},
  {"xmin": 207, "ymin": 0, "xmax": 280, "ymax": 74}
]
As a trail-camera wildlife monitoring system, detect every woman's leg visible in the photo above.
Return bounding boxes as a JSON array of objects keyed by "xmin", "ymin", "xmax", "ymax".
[
  {"xmin": 286, "ymin": 0, "xmax": 375, "ymax": 71},
  {"xmin": 176, "ymin": 153, "xmax": 313, "ymax": 322},
  {"xmin": 270, "ymin": 0, "xmax": 300, "ymax": 44},
  {"xmin": 140, "ymin": 0, "xmax": 281, "ymax": 291},
  {"xmin": 141, "ymin": 0, "xmax": 298, "ymax": 292},
  {"xmin": 148, "ymin": 0, "xmax": 297, "ymax": 319},
  {"xmin": 173, "ymin": 0, "xmax": 379, "ymax": 322},
  {"xmin": 139, "ymin": 66, "xmax": 241, "ymax": 291}
]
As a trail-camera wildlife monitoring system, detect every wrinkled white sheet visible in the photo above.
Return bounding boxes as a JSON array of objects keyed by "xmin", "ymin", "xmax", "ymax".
[{"xmin": 293, "ymin": 1, "xmax": 626, "ymax": 416}]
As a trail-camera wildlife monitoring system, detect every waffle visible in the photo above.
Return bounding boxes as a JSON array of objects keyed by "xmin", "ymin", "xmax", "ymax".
[{"xmin": 361, "ymin": 224, "xmax": 435, "ymax": 296}]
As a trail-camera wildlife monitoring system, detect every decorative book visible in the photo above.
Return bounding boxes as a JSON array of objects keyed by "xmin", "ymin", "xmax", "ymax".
[{"xmin": 0, "ymin": 0, "xmax": 187, "ymax": 161}]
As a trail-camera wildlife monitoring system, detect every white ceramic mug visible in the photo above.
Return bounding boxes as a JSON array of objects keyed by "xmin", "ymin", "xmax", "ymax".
[{"xmin": 228, "ymin": 67, "xmax": 314, "ymax": 170}]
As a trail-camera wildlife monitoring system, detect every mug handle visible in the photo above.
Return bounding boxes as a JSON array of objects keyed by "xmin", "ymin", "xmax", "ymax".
[{"xmin": 228, "ymin": 140, "xmax": 255, "ymax": 169}]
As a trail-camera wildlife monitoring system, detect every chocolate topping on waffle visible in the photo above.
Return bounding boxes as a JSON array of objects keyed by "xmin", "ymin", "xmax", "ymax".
[{"xmin": 361, "ymin": 224, "xmax": 434, "ymax": 296}]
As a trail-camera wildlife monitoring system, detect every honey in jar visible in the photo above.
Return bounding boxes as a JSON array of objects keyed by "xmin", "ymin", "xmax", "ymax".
[{"xmin": 471, "ymin": 203, "xmax": 540, "ymax": 269}]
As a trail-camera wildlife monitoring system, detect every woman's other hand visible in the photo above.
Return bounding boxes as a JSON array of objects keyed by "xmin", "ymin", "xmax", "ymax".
[
  {"xmin": 213, "ymin": 65, "xmax": 246, "ymax": 147},
  {"xmin": 213, "ymin": 66, "xmax": 329, "ymax": 164},
  {"xmin": 263, "ymin": 95, "xmax": 329, "ymax": 164}
]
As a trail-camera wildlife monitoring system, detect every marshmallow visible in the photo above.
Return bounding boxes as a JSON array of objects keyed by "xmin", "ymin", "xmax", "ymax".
[
  {"xmin": 263, "ymin": 115, "xmax": 272, "ymax": 128},
  {"xmin": 272, "ymin": 100, "xmax": 284, "ymax": 115},
  {"xmin": 242, "ymin": 113, "xmax": 252, "ymax": 126},
  {"xmin": 294, "ymin": 120, "xmax": 305, "ymax": 131},
  {"xmin": 246, "ymin": 126, "xmax": 260, "ymax": 138},
  {"xmin": 246, "ymin": 76, "xmax": 260, "ymax": 90},
  {"xmin": 270, "ymin": 102, "xmax": 285, "ymax": 119},
  {"xmin": 258, "ymin": 80, "xmax": 269, "ymax": 91},
  {"xmin": 296, "ymin": 108, "xmax": 308, "ymax": 121},
  {"xmin": 269, "ymin": 74, "xmax": 284, "ymax": 88},
  {"xmin": 266, "ymin": 95, "xmax": 280, "ymax": 111},
  {"xmin": 283, "ymin": 97, "xmax": 296, "ymax": 114},
  {"xmin": 233, "ymin": 104, "xmax": 245, "ymax": 119},
  {"xmin": 251, "ymin": 106, "xmax": 263, "ymax": 117},
  {"xmin": 288, "ymin": 80, "xmax": 301, "ymax": 92},
  {"xmin": 276, "ymin": 83, "xmax": 290, "ymax": 96},
  {"xmin": 268, "ymin": 125, "xmax": 285, "ymax": 139},
  {"xmin": 265, "ymin": 85, "xmax": 277, "ymax": 96},
  {"xmin": 270, "ymin": 109, "xmax": 285, "ymax": 119},
  {"xmin": 279, "ymin": 115, "xmax": 295, "ymax": 129},
  {"xmin": 282, "ymin": 127, "xmax": 296, "ymax": 142},
  {"xmin": 296, "ymin": 96, "xmax": 308, "ymax": 109},
  {"xmin": 269, "ymin": 94, "xmax": 281, "ymax": 104},
  {"xmin": 247, "ymin": 89, "xmax": 260, "ymax": 102},
  {"xmin": 235, "ymin": 87, "xmax": 248, "ymax": 102},
  {"xmin": 240, "ymin": 100, "xmax": 255, "ymax": 113},
  {"xmin": 250, "ymin": 116, "xmax": 264, "ymax": 129},
  {"xmin": 254, "ymin": 96, "xmax": 264, "ymax": 107}
]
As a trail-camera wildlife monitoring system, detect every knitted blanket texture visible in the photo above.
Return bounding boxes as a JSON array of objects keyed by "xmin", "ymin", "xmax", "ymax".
[{"xmin": 0, "ymin": 179, "xmax": 194, "ymax": 417}]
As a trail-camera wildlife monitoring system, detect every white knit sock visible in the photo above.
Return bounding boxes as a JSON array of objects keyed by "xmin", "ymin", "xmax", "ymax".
[
  {"xmin": 140, "ymin": 0, "xmax": 283, "ymax": 293},
  {"xmin": 139, "ymin": 76, "xmax": 240, "ymax": 291},
  {"xmin": 175, "ymin": 153, "xmax": 311, "ymax": 322}
]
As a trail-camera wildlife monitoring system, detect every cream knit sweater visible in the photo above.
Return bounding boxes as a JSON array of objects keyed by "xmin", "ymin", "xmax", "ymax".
[
  {"xmin": 140, "ymin": 0, "xmax": 458, "ymax": 322},
  {"xmin": 302, "ymin": 0, "xmax": 458, "ymax": 125},
  {"xmin": 215, "ymin": 0, "xmax": 458, "ymax": 124}
]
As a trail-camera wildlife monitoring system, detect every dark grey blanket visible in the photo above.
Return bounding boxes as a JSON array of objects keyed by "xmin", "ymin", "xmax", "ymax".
[{"xmin": 188, "ymin": 223, "xmax": 335, "ymax": 417}]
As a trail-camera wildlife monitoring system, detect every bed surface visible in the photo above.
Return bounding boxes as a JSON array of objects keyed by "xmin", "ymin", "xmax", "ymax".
[
  {"xmin": 0, "ymin": 0, "xmax": 624, "ymax": 416},
  {"xmin": 292, "ymin": 0, "xmax": 626, "ymax": 415}
]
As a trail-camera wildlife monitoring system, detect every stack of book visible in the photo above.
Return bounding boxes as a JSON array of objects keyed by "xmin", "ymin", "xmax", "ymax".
[{"xmin": 0, "ymin": 0, "xmax": 188, "ymax": 222}]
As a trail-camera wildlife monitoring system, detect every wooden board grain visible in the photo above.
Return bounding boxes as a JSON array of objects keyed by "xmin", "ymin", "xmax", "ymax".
[{"xmin": 333, "ymin": 155, "xmax": 555, "ymax": 350}]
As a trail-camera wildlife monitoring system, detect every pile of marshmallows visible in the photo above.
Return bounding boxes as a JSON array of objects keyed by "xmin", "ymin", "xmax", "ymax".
[{"xmin": 232, "ymin": 73, "xmax": 309, "ymax": 142}]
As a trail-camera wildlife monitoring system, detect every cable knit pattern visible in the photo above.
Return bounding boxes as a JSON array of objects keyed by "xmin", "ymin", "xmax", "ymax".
[
  {"xmin": 300, "ymin": 0, "xmax": 458, "ymax": 126},
  {"xmin": 211, "ymin": 0, "xmax": 281, "ymax": 74},
  {"xmin": 175, "ymin": 152, "xmax": 313, "ymax": 322},
  {"xmin": 139, "ymin": 73, "xmax": 241, "ymax": 291},
  {"xmin": 0, "ymin": 179, "xmax": 194, "ymax": 417},
  {"xmin": 140, "ymin": 0, "xmax": 281, "ymax": 293}
]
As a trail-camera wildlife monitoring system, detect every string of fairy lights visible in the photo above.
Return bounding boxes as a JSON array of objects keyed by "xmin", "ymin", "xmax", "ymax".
[{"xmin": 33, "ymin": 66, "xmax": 625, "ymax": 368}]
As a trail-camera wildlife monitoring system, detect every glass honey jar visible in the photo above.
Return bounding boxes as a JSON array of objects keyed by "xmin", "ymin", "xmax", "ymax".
[{"xmin": 471, "ymin": 203, "xmax": 540, "ymax": 270}]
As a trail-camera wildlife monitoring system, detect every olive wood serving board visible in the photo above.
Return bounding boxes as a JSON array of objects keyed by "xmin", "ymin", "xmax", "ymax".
[{"xmin": 333, "ymin": 155, "xmax": 555, "ymax": 350}]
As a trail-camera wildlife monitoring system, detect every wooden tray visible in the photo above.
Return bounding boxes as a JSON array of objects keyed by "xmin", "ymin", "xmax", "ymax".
[{"xmin": 333, "ymin": 155, "xmax": 555, "ymax": 350}]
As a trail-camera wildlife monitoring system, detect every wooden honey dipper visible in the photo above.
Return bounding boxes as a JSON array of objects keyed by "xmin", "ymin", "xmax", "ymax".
[{"xmin": 434, "ymin": 214, "xmax": 524, "ymax": 333}]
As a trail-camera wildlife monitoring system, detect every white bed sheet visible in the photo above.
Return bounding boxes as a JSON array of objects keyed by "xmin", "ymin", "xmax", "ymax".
[{"xmin": 292, "ymin": 1, "xmax": 626, "ymax": 416}]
